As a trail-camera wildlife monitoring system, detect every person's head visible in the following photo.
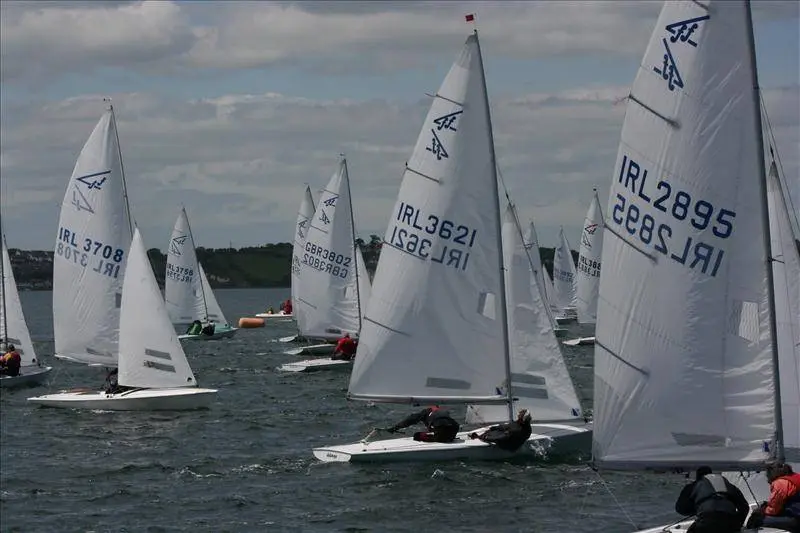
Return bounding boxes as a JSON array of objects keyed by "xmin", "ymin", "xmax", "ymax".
[
  {"xmin": 344, "ymin": 333, "xmax": 350, "ymax": 339},
  {"xmin": 695, "ymin": 466, "xmax": 712, "ymax": 480},
  {"xmin": 517, "ymin": 409, "xmax": 532, "ymax": 424},
  {"xmin": 766, "ymin": 462, "xmax": 793, "ymax": 483},
  {"xmin": 7, "ymin": 344, "xmax": 15, "ymax": 352}
]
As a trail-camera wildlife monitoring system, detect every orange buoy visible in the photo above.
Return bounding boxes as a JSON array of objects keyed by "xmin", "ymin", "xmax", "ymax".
[{"xmin": 238, "ymin": 317, "xmax": 265, "ymax": 329}]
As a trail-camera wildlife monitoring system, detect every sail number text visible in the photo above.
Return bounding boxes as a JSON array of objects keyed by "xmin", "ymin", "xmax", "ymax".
[
  {"xmin": 303, "ymin": 241, "xmax": 350, "ymax": 279},
  {"xmin": 386, "ymin": 201, "xmax": 477, "ymax": 272},
  {"xmin": 578, "ymin": 256, "xmax": 600, "ymax": 278},
  {"xmin": 56, "ymin": 226, "xmax": 124, "ymax": 279},
  {"xmin": 166, "ymin": 263, "xmax": 194, "ymax": 283},
  {"xmin": 610, "ymin": 155, "xmax": 737, "ymax": 277}
]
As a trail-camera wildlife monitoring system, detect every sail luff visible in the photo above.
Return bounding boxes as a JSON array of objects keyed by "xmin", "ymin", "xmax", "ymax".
[
  {"xmin": 744, "ymin": 0, "xmax": 784, "ymax": 462},
  {"xmin": 181, "ymin": 207, "xmax": 210, "ymax": 320},
  {"xmin": 342, "ymin": 156, "xmax": 364, "ymax": 331},
  {"xmin": 473, "ymin": 29, "xmax": 514, "ymax": 421}
]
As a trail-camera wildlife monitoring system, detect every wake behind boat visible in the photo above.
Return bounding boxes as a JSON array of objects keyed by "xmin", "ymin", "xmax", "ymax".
[{"xmin": 29, "ymin": 229, "xmax": 217, "ymax": 411}]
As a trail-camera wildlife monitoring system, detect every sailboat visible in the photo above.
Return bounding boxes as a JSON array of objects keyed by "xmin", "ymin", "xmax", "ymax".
[
  {"xmin": 551, "ymin": 227, "xmax": 578, "ymax": 324},
  {"xmin": 0, "ymin": 232, "xmax": 52, "ymax": 388},
  {"xmin": 278, "ymin": 156, "xmax": 370, "ymax": 370},
  {"xmin": 28, "ymin": 229, "xmax": 217, "ymax": 410},
  {"xmin": 590, "ymin": 1, "xmax": 798, "ymax": 531},
  {"xmin": 523, "ymin": 220, "xmax": 567, "ymax": 338},
  {"xmin": 563, "ymin": 190, "xmax": 604, "ymax": 346},
  {"xmin": 165, "ymin": 208, "xmax": 237, "ymax": 341},
  {"xmin": 313, "ymin": 24, "xmax": 591, "ymax": 463},
  {"xmin": 273, "ymin": 186, "xmax": 315, "ymax": 327},
  {"xmin": 50, "ymin": 103, "xmax": 133, "ymax": 369}
]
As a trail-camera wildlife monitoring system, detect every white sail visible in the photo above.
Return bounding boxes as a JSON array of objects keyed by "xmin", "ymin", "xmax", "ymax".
[
  {"xmin": 297, "ymin": 159, "xmax": 361, "ymax": 339},
  {"xmin": 348, "ymin": 34, "xmax": 508, "ymax": 404},
  {"xmin": 593, "ymin": 0, "xmax": 776, "ymax": 470},
  {"xmin": 1, "ymin": 237, "xmax": 38, "ymax": 368},
  {"xmin": 197, "ymin": 264, "xmax": 227, "ymax": 325},
  {"xmin": 576, "ymin": 191, "xmax": 604, "ymax": 324},
  {"xmin": 165, "ymin": 209, "xmax": 203, "ymax": 325},
  {"xmin": 467, "ymin": 205, "xmax": 583, "ymax": 424},
  {"xmin": 526, "ymin": 221, "xmax": 560, "ymax": 327},
  {"xmin": 292, "ymin": 185, "xmax": 316, "ymax": 330},
  {"xmin": 768, "ymin": 158, "xmax": 800, "ymax": 460},
  {"xmin": 53, "ymin": 107, "xmax": 132, "ymax": 367},
  {"xmin": 552, "ymin": 228, "xmax": 577, "ymax": 311},
  {"xmin": 118, "ymin": 228, "xmax": 197, "ymax": 389},
  {"xmin": 355, "ymin": 245, "xmax": 372, "ymax": 315}
]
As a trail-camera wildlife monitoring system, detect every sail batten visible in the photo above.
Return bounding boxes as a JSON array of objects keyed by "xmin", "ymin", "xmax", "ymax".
[{"xmin": 592, "ymin": 0, "xmax": 777, "ymax": 470}]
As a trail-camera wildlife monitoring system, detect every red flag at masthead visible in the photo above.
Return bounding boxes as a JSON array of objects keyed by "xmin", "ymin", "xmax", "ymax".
[{"xmin": 465, "ymin": 13, "xmax": 475, "ymax": 23}]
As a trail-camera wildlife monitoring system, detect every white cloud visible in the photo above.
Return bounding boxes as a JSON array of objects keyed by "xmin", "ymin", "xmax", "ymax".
[{"xmin": 3, "ymin": 81, "xmax": 796, "ymax": 250}]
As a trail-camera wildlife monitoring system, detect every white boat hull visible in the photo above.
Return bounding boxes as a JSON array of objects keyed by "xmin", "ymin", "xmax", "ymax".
[
  {"xmin": 0, "ymin": 366, "xmax": 53, "ymax": 389},
  {"xmin": 278, "ymin": 358, "xmax": 352, "ymax": 373},
  {"xmin": 255, "ymin": 312, "xmax": 293, "ymax": 319},
  {"xmin": 636, "ymin": 516, "xmax": 780, "ymax": 533},
  {"xmin": 313, "ymin": 420, "xmax": 593, "ymax": 463},
  {"xmin": 284, "ymin": 343, "xmax": 337, "ymax": 356},
  {"xmin": 562, "ymin": 336, "xmax": 596, "ymax": 346},
  {"xmin": 178, "ymin": 327, "xmax": 238, "ymax": 341},
  {"xmin": 27, "ymin": 387, "xmax": 217, "ymax": 410}
]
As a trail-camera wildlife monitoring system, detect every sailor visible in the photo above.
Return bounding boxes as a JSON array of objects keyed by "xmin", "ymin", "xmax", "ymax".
[
  {"xmin": 0, "ymin": 344, "xmax": 21, "ymax": 377},
  {"xmin": 331, "ymin": 333, "xmax": 357, "ymax": 361},
  {"xmin": 674, "ymin": 466, "xmax": 749, "ymax": 533},
  {"xmin": 467, "ymin": 409, "xmax": 533, "ymax": 452},
  {"xmin": 386, "ymin": 406, "xmax": 460, "ymax": 443},
  {"xmin": 186, "ymin": 320, "xmax": 202, "ymax": 335},
  {"xmin": 201, "ymin": 320, "xmax": 216, "ymax": 336},
  {"xmin": 284, "ymin": 299, "xmax": 293, "ymax": 314},
  {"xmin": 747, "ymin": 463, "xmax": 800, "ymax": 531}
]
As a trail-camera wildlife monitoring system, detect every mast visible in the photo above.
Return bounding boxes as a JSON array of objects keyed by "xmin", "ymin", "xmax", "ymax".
[
  {"xmin": 182, "ymin": 207, "xmax": 210, "ymax": 321},
  {"xmin": 473, "ymin": 28, "xmax": 514, "ymax": 422},
  {"xmin": 745, "ymin": 0, "xmax": 784, "ymax": 462},
  {"xmin": 342, "ymin": 155, "xmax": 363, "ymax": 334},
  {"xmin": 107, "ymin": 100, "xmax": 134, "ymax": 240},
  {"xmin": 0, "ymin": 208, "xmax": 6, "ymax": 347}
]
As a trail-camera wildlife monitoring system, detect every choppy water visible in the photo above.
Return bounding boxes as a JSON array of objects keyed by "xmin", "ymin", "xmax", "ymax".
[{"xmin": 1, "ymin": 288, "xmax": 688, "ymax": 533}]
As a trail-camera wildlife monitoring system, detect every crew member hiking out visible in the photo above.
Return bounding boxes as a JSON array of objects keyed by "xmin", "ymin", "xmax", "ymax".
[
  {"xmin": 675, "ymin": 466, "xmax": 750, "ymax": 533},
  {"xmin": 468, "ymin": 408, "xmax": 533, "ymax": 452},
  {"xmin": 386, "ymin": 406, "xmax": 460, "ymax": 443},
  {"xmin": 0, "ymin": 344, "xmax": 22, "ymax": 377},
  {"xmin": 331, "ymin": 333, "xmax": 357, "ymax": 361}
]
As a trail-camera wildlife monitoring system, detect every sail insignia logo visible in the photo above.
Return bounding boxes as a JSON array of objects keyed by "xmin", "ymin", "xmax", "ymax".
[
  {"xmin": 71, "ymin": 169, "xmax": 111, "ymax": 213},
  {"xmin": 581, "ymin": 223, "xmax": 599, "ymax": 248},
  {"xmin": 654, "ymin": 14, "xmax": 710, "ymax": 92},
  {"xmin": 426, "ymin": 110, "xmax": 463, "ymax": 161},
  {"xmin": 170, "ymin": 235, "xmax": 188, "ymax": 256}
]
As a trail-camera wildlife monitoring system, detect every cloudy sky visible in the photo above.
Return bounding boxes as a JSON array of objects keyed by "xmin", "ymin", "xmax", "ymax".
[{"xmin": 1, "ymin": 0, "xmax": 798, "ymax": 251}]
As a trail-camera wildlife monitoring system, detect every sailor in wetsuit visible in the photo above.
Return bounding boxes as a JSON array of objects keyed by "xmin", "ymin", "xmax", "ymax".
[
  {"xmin": 386, "ymin": 406, "xmax": 460, "ymax": 443},
  {"xmin": 468, "ymin": 408, "xmax": 533, "ymax": 452}
]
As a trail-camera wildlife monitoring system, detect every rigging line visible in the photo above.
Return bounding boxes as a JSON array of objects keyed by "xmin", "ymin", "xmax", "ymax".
[
  {"xmin": 591, "ymin": 469, "xmax": 641, "ymax": 529},
  {"xmin": 761, "ymin": 95, "xmax": 800, "ymax": 235}
]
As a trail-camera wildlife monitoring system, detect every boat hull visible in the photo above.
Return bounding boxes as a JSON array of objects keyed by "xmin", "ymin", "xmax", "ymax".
[
  {"xmin": 313, "ymin": 420, "xmax": 592, "ymax": 463},
  {"xmin": 284, "ymin": 343, "xmax": 337, "ymax": 356},
  {"xmin": 178, "ymin": 327, "xmax": 238, "ymax": 341},
  {"xmin": 0, "ymin": 366, "xmax": 53, "ymax": 389},
  {"xmin": 255, "ymin": 312, "xmax": 293, "ymax": 319},
  {"xmin": 562, "ymin": 336, "xmax": 596, "ymax": 346},
  {"xmin": 636, "ymin": 516, "xmax": 779, "ymax": 533},
  {"xmin": 27, "ymin": 387, "xmax": 217, "ymax": 410},
  {"xmin": 278, "ymin": 358, "xmax": 352, "ymax": 373}
]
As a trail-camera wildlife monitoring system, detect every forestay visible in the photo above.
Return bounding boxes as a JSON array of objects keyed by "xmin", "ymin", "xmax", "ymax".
[
  {"xmin": 593, "ymin": 0, "xmax": 776, "ymax": 470},
  {"xmin": 1, "ymin": 236, "xmax": 38, "ymax": 368},
  {"xmin": 53, "ymin": 107, "xmax": 132, "ymax": 367},
  {"xmin": 552, "ymin": 228, "xmax": 577, "ymax": 311},
  {"xmin": 576, "ymin": 192, "xmax": 604, "ymax": 324},
  {"xmin": 298, "ymin": 159, "xmax": 362, "ymax": 338},
  {"xmin": 467, "ymin": 205, "xmax": 583, "ymax": 424},
  {"xmin": 768, "ymin": 159, "xmax": 800, "ymax": 461},
  {"xmin": 118, "ymin": 229, "xmax": 197, "ymax": 389},
  {"xmin": 348, "ymin": 34, "xmax": 508, "ymax": 404},
  {"xmin": 292, "ymin": 185, "xmax": 316, "ymax": 332}
]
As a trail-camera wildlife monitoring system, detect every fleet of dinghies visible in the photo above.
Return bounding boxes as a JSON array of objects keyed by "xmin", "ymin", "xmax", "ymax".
[{"xmin": 5, "ymin": 4, "xmax": 800, "ymax": 528}]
